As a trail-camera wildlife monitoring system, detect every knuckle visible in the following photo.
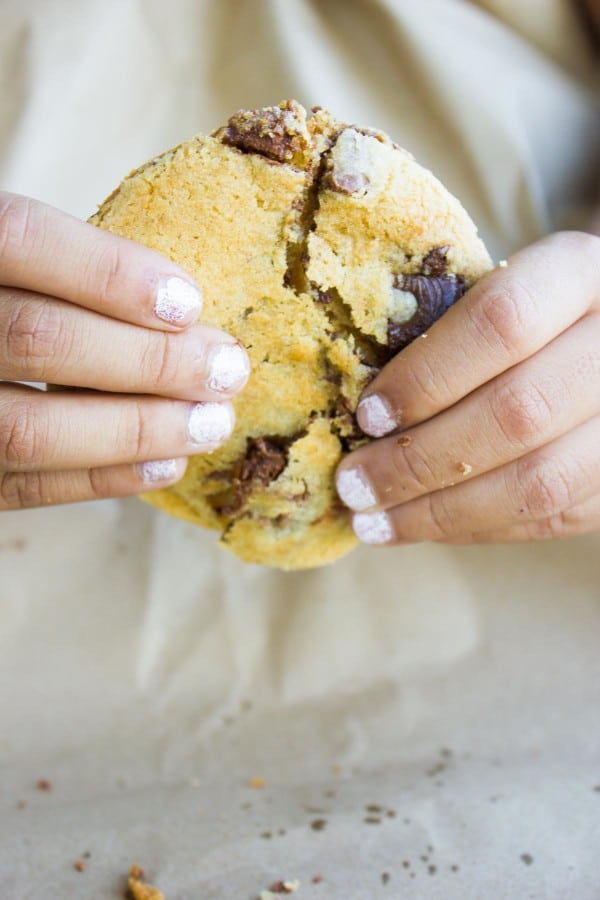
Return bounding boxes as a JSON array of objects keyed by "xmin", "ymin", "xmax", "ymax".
[
  {"xmin": 0, "ymin": 194, "xmax": 38, "ymax": 262},
  {"xmin": 87, "ymin": 240, "xmax": 129, "ymax": 304},
  {"xmin": 0, "ymin": 470, "xmax": 45, "ymax": 509},
  {"xmin": 140, "ymin": 331, "xmax": 181, "ymax": 392},
  {"xmin": 468, "ymin": 278, "xmax": 540, "ymax": 355},
  {"xmin": 122, "ymin": 400, "xmax": 153, "ymax": 459},
  {"xmin": 0, "ymin": 402, "xmax": 46, "ymax": 468},
  {"xmin": 490, "ymin": 379, "xmax": 554, "ymax": 449},
  {"xmin": 87, "ymin": 467, "xmax": 112, "ymax": 500},
  {"xmin": 406, "ymin": 353, "xmax": 453, "ymax": 409},
  {"xmin": 515, "ymin": 455, "xmax": 573, "ymax": 520},
  {"xmin": 529, "ymin": 512, "xmax": 571, "ymax": 540},
  {"xmin": 424, "ymin": 491, "xmax": 456, "ymax": 540},
  {"xmin": 3, "ymin": 299, "xmax": 65, "ymax": 376},
  {"xmin": 392, "ymin": 441, "xmax": 437, "ymax": 494}
]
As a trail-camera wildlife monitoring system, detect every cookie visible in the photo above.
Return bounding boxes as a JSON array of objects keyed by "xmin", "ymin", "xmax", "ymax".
[{"xmin": 90, "ymin": 100, "xmax": 492, "ymax": 570}]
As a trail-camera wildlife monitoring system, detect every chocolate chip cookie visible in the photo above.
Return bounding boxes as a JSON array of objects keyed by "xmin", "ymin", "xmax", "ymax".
[{"xmin": 91, "ymin": 100, "xmax": 492, "ymax": 569}]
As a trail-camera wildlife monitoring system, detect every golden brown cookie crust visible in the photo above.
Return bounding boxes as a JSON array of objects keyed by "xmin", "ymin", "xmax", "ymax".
[{"xmin": 91, "ymin": 101, "xmax": 491, "ymax": 570}]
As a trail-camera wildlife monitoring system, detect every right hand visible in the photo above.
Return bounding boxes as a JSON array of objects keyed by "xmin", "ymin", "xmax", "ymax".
[{"xmin": 0, "ymin": 193, "xmax": 250, "ymax": 511}]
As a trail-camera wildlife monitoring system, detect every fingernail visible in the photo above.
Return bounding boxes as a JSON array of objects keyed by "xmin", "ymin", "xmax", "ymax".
[
  {"xmin": 207, "ymin": 342, "xmax": 250, "ymax": 393},
  {"xmin": 357, "ymin": 394, "xmax": 397, "ymax": 437},
  {"xmin": 187, "ymin": 402, "xmax": 234, "ymax": 448},
  {"xmin": 137, "ymin": 458, "xmax": 182, "ymax": 484},
  {"xmin": 336, "ymin": 466, "xmax": 377, "ymax": 511},
  {"xmin": 154, "ymin": 276, "xmax": 203, "ymax": 324},
  {"xmin": 353, "ymin": 510, "xmax": 393, "ymax": 544}
]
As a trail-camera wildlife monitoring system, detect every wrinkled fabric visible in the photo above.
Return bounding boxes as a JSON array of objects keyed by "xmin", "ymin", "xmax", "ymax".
[{"xmin": 0, "ymin": 1, "xmax": 599, "ymax": 897}]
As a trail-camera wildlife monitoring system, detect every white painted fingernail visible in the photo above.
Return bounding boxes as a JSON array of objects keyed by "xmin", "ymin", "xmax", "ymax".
[
  {"xmin": 336, "ymin": 467, "xmax": 377, "ymax": 511},
  {"xmin": 155, "ymin": 276, "xmax": 203, "ymax": 324},
  {"xmin": 207, "ymin": 342, "xmax": 250, "ymax": 393},
  {"xmin": 353, "ymin": 510, "xmax": 393, "ymax": 544},
  {"xmin": 357, "ymin": 394, "xmax": 397, "ymax": 437},
  {"xmin": 138, "ymin": 458, "xmax": 181, "ymax": 484},
  {"xmin": 188, "ymin": 402, "xmax": 234, "ymax": 448}
]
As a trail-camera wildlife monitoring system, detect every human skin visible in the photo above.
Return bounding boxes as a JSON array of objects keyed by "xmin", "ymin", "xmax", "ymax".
[
  {"xmin": 1, "ymin": 7, "xmax": 597, "ymax": 529},
  {"xmin": 0, "ymin": 194, "xmax": 249, "ymax": 509},
  {"xmin": 335, "ymin": 6, "xmax": 600, "ymax": 546},
  {"xmin": 336, "ymin": 231, "xmax": 600, "ymax": 545}
]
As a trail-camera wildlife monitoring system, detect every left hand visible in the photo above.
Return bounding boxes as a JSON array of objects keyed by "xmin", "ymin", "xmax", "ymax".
[{"xmin": 335, "ymin": 231, "xmax": 600, "ymax": 545}]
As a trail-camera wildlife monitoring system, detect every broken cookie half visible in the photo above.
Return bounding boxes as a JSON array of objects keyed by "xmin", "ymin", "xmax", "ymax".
[{"xmin": 91, "ymin": 100, "xmax": 491, "ymax": 569}]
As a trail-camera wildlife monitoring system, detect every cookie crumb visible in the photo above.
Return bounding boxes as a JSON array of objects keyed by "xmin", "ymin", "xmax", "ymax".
[
  {"xmin": 127, "ymin": 865, "xmax": 164, "ymax": 900},
  {"xmin": 311, "ymin": 875, "xmax": 323, "ymax": 883},
  {"xmin": 396, "ymin": 435, "xmax": 412, "ymax": 447},
  {"xmin": 36, "ymin": 778, "xmax": 52, "ymax": 791},
  {"xmin": 450, "ymin": 864, "xmax": 460, "ymax": 872},
  {"xmin": 457, "ymin": 462, "xmax": 472, "ymax": 475},
  {"xmin": 17, "ymin": 800, "xmax": 26, "ymax": 810},
  {"xmin": 520, "ymin": 853, "xmax": 534, "ymax": 866},
  {"xmin": 364, "ymin": 816, "xmax": 381, "ymax": 824},
  {"xmin": 365, "ymin": 803, "xmax": 383, "ymax": 813},
  {"xmin": 381, "ymin": 872, "xmax": 390, "ymax": 885},
  {"xmin": 263, "ymin": 880, "xmax": 300, "ymax": 897},
  {"xmin": 73, "ymin": 861, "xmax": 86, "ymax": 872},
  {"xmin": 386, "ymin": 809, "xmax": 396, "ymax": 818},
  {"xmin": 261, "ymin": 831, "xmax": 272, "ymax": 840},
  {"xmin": 249, "ymin": 776, "xmax": 266, "ymax": 789},
  {"xmin": 428, "ymin": 865, "xmax": 437, "ymax": 875},
  {"xmin": 311, "ymin": 818, "xmax": 327, "ymax": 831}
]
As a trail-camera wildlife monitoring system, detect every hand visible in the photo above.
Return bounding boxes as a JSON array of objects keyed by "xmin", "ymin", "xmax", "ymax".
[
  {"xmin": 336, "ymin": 231, "xmax": 600, "ymax": 545},
  {"xmin": 0, "ymin": 193, "xmax": 250, "ymax": 510}
]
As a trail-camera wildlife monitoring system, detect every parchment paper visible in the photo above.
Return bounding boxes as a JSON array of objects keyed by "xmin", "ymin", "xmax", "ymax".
[{"xmin": 0, "ymin": 1, "xmax": 599, "ymax": 897}]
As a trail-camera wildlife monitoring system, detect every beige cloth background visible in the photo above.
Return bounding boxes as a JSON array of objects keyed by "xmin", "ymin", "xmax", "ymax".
[{"xmin": 0, "ymin": 1, "xmax": 599, "ymax": 897}]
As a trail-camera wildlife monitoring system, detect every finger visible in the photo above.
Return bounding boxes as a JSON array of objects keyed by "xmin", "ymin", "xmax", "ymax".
[
  {"xmin": 0, "ymin": 192, "xmax": 204, "ymax": 330},
  {"xmin": 336, "ymin": 313, "xmax": 600, "ymax": 511},
  {"xmin": 0, "ymin": 457, "xmax": 188, "ymax": 511},
  {"xmin": 0, "ymin": 290, "xmax": 250, "ymax": 399},
  {"xmin": 0, "ymin": 383, "xmax": 235, "ymax": 472},
  {"xmin": 356, "ymin": 231, "xmax": 600, "ymax": 436},
  {"xmin": 350, "ymin": 416, "xmax": 600, "ymax": 545},
  {"xmin": 440, "ymin": 493, "xmax": 600, "ymax": 544}
]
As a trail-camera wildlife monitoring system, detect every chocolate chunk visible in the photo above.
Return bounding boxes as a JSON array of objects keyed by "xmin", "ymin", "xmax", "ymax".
[
  {"xmin": 322, "ymin": 128, "xmax": 383, "ymax": 195},
  {"xmin": 422, "ymin": 245, "xmax": 450, "ymax": 276},
  {"xmin": 387, "ymin": 272, "xmax": 465, "ymax": 353},
  {"xmin": 210, "ymin": 435, "xmax": 299, "ymax": 517},
  {"xmin": 222, "ymin": 100, "xmax": 311, "ymax": 164},
  {"xmin": 315, "ymin": 289, "xmax": 334, "ymax": 304},
  {"xmin": 240, "ymin": 437, "xmax": 288, "ymax": 488}
]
